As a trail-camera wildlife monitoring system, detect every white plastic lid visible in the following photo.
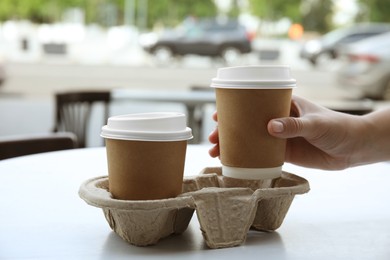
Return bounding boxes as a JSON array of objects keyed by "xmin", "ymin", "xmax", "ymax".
[
  {"xmin": 211, "ymin": 65, "xmax": 296, "ymax": 89},
  {"xmin": 101, "ymin": 112, "xmax": 193, "ymax": 141}
]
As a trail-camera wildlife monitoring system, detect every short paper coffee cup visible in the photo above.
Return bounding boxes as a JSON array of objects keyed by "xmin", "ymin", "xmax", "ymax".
[{"xmin": 101, "ymin": 112, "xmax": 193, "ymax": 200}]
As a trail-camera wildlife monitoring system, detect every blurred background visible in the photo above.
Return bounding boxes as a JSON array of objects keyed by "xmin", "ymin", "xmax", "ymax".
[{"xmin": 0, "ymin": 0, "xmax": 390, "ymax": 147}]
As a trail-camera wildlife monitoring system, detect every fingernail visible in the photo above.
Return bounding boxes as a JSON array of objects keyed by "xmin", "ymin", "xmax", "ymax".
[{"xmin": 271, "ymin": 120, "xmax": 284, "ymax": 133}]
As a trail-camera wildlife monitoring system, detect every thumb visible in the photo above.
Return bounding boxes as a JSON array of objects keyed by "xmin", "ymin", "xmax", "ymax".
[{"xmin": 268, "ymin": 117, "xmax": 308, "ymax": 139}]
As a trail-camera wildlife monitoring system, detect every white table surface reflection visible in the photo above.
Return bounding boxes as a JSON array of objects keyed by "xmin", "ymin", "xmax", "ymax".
[{"xmin": 1, "ymin": 145, "xmax": 390, "ymax": 259}]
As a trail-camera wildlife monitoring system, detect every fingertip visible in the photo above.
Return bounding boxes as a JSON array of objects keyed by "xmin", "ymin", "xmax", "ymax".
[
  {"xmin": 208, "ymin": 128, "xmax": 219, "ymax": 144},
  {"xmin": 212, "ymin": 111, "xmax": 218, "ymax": 122},
  {"xmin": 269, "ymin": 117, "xmax": 305, "ymax": 139},
  {"xmin": 208, "ymin": 144, "xmax": 220, "ymax": 158},
  {"xmin": 268, "ymin": 120, "xmax": 284, "ymax": 135}
]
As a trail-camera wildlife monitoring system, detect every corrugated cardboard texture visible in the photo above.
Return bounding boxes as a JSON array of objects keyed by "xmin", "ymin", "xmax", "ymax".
[
  {"xmin": 79, "ymin": 167, "xmax": 309, "ymax": 248},
  {"xmin": 216, "ymin": 88, "xmax": 292, "ymax": 168}
]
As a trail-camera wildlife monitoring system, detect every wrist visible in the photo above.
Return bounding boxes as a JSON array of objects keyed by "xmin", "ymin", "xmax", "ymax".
[{"xmin": 352, "ymin": 111, "xmax": 389, "ymax": 166}]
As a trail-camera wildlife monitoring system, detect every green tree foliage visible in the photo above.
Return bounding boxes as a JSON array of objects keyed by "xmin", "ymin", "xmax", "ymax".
[
  {"xmin": 0, "ymin": 0, "xmax": 88, "ymax": 23},
  {"xmin": 0, "ymin": 0, "xmax": 217, "ymax": 28},
  {"xmin": 247, "ymin": 0, "xmax": 334, "ymax": 33},
  {"xmin": 146, "ymin": 0, "xmax": 217, "ymax": 28},
  {"xmin": 301, "ymin": 0, "xmax": 333, "ymax": 33},
  {"xmin": 0, "ymin": 0, "xmax": 52, "ymax": 23},
  {"xmin": 227, "ymin": 0, "xmax": 240, "ymax": 18},
  {"xmin": 356, "ymin": 0, "xmax": 390, "ymax": 23},
  {"xmin": 3, "ymin": 0, "xmax": 388, "ymax": 32},
  {"xmin": 248, "ymin": 0, "xmax": 302, "ymax": 23}
]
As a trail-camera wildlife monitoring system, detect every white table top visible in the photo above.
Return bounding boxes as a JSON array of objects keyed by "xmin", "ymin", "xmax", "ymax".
[{"xmin": 1, "ymin": 145, "xmax": 390, "ymax": 259}]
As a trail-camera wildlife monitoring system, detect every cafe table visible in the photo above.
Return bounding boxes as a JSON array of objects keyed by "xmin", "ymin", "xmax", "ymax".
[{"xmin": 1, "ymin": 144, "xmax": 390, "ymax": 259}]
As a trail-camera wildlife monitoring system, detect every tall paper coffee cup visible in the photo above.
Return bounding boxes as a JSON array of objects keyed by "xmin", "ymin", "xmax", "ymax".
[
  {"xmin": 101, "ymin": 112, "xmax": 193, "ymax": 200},
  {"xmin": 211, "ymin": 65, "xmax": 296, "ymax": 180}
]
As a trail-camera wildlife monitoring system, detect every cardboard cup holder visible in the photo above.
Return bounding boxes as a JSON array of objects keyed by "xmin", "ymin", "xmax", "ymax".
[{"xmin": 79, "ymin": 167, "xmax": 310, "ymax": 249}]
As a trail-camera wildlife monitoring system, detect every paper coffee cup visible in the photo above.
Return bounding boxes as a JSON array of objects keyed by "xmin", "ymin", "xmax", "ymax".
[
  {"xmin": 101, "ymin": 112, "xmax": 193, "ymax": 200},
  {"xmin": 211, "ymin": 65, "xmax": 296, "ymax": 180}
]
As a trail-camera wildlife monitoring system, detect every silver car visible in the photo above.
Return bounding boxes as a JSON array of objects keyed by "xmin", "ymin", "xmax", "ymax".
[
  {"xmin": 300, "ymin": 23, "xmax": 390, "ymax": 66},
  {"xmin": 337, "ymin": 32, "xmax": 390, "ymax": 100}
]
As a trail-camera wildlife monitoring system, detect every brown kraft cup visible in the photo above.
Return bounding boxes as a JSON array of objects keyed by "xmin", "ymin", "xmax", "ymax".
[
  {"xmin": 211, "ymin": 66, "xmax": 296, "ymax": 180},
  {"xmin": 101, "ymin": 112, "xmax": 193, "ymax": 200}
]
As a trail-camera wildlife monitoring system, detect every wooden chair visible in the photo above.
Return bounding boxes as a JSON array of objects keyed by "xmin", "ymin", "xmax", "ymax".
[
  {"xmin": 0, "ymin": 132, "xmax": 77, "ymax": 160},
  {"xmin": 53, "ymin": 91, "xmax": 111, "ymax": 148}
]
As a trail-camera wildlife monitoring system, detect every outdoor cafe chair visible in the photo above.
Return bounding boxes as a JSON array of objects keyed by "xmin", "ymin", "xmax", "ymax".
[
  {"xmin": 53, "ymin": 90, "xmax": 111, "ymax": 148},
  {"xmin": 0, "ymin": 132, "xmax": 77, "ymax": 160}
]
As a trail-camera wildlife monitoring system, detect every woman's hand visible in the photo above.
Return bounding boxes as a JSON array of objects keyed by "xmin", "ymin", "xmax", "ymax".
[{"xmin": 209, "ymin": 95, "xmax": 375, "ymax": 170}]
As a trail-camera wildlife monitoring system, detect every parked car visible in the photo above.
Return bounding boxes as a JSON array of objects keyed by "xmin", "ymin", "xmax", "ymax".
[
  {"xmin": 336, "ymin": 32, "xmax": 390, "ymax": 100},
  {"xmin": 139, "ymin": 18, "xmax": 253, "ymax": 64},
  {"xmin": 300, "ymin": 23, "xmax": 390, "ymax": 66}
]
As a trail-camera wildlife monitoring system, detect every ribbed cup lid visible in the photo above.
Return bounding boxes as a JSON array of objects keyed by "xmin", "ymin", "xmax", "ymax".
[
  {"xmin": 211, "ymin": 65, "xmax": 296, "ymax": 89},
  {"xmin": 101, "ymin": 112, "xmax": 193, "ymax": 141}
]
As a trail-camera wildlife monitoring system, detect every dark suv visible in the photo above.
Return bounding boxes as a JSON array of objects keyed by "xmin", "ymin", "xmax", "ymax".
[{"xmin": 140, "ymin": 18, "xmax": 252, "ymax": 64}]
